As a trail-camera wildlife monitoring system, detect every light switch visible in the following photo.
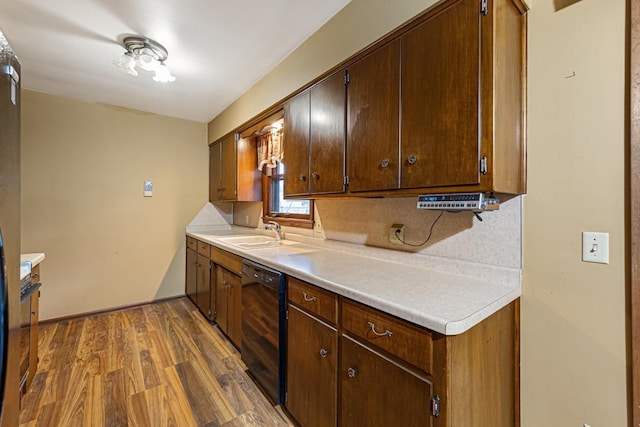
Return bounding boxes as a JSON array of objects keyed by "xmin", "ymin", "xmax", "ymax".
[
  {"xmin": 582, "ymin": 232, "xmax": 609, "ymax": 264},
  {"xmin": 144, "ymin": 181, "xmax": 153, "ymax": 197}
]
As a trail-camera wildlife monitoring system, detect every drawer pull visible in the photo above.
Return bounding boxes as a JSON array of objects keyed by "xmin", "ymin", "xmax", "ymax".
[
  {"xmin": 407, "ymin": 155, "xmax": 417, "ymax": 165},
  {"xmin": 302, "ymin": 292, "xmax": 317, "ymax": 302},
  {"xmin": 319, "ymin": 348, "xmax": 328, "ymax": 358},
  {"xmin": 380, "ymin": 159, "xmax": 389, "ymax": 168},
  {"xmin": 368, "ymin": 321, "xmax": 392, "ymax": 337},
  {"xmin": 347, "ymin": 367, "xmax": 357, "ymax": 378}
]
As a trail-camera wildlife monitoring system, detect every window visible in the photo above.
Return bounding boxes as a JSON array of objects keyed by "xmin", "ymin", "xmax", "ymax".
[{"xmin": 263, "ymin": 162, "xmax": 314, "ymax": 228}]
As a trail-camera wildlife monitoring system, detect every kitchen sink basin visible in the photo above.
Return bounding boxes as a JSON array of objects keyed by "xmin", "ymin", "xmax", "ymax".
[{"xmin": 219, "ymin": 235, "xmax": 298, "ymax": 249}]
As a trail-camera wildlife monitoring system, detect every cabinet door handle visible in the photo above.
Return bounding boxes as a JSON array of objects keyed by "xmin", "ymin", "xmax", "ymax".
[
  {"xmin": 311, "ymin": 172, "xmax": 320, "ymax": 180},
  {"xmin": 368, "ymin": 321, "xmax": 392, "ymax": 337},
  {"xmin": 319, "ymin": 348, "xmax": 328, "ymax": 358},
  {"xmin": 380, "ymin": 159, "xmax": 389, "ymax": 168},
  {"xmin": 407, "ymin": 155, "xmax": 417, "ymax": 165},
  {"xmin": 302, "ymin": 292, "xmax": 317, "ymax": 302},
  {"xmin": 299, "ymin": 174, "xmax": 306, "ymax": 182},
  {"xmin": 347, "ymin": 367, "xmax": 357, "ymax": 378}
]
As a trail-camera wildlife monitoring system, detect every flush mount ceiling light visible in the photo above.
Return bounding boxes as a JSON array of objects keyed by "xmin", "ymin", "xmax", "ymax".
[{"xmin": 113, "ymin": 36, "xmax": 175, "ymax": 83}]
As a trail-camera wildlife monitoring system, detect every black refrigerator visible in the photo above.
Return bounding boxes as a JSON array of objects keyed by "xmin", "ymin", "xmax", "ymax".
[{"xmin": 0, "ymin": 30, "xmax": 22, "ymax": 426}]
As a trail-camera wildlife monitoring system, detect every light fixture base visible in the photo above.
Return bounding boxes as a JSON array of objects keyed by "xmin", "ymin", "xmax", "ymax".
[{"xmin": 122, "ymin": 36, "xmax": 168, "ymax": 62}]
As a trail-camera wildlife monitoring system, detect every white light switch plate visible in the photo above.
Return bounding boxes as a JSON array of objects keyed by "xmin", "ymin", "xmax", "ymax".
[{"xmin": 582, "ymin": 232, "xmax": 609, "ymax": 264}]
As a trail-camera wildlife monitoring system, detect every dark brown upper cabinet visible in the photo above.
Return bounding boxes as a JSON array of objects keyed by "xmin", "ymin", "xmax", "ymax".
[
  {"xmin": 228, "ymin": 0, "xmax": 527, "ymax": 199},
  {"xmin": 346, "ymin": 41, "xmax": 400, "ymax": 193},
  {"xmin": 209, "ymin": 133, "xmax": 261, "ymax": 202},
  {"xmin": 284, "ymin": 70, "xmax": 347, "ymax": 197},
  {"xmin": 400, "ymin": 0, "xmax": 481, "ymax": 190},
  {"xmin": 283, "ymin": 91, "xmax": 311, "ymax": 197}
]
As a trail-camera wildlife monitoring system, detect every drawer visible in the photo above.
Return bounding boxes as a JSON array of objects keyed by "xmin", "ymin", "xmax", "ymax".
[
  {"xmin": 211, "ymin": 247, "xmax": 242, "ymax": 276},
  {"xmin": 186, "ymin": 236, "xmax": 197, "ymax": 251},
  {"xmin": 288, "ymin": 277, "xmax": 337, "ymax": 325},
  {"xmin": 341, "ymin": 299, "xmax": 432, "ymax": 374},
  {"xmin": 197, "ymin": 240, "xmax": 210, "ymax": 257}
]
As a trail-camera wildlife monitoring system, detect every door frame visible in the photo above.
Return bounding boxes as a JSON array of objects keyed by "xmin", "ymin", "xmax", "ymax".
[{"xmin": 630, "ymin": 0, "xmax": 640, "ymax": 424}]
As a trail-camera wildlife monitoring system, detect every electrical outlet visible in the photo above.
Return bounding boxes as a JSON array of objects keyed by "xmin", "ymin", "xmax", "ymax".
[
  {"xmin": 389, "ymin": 224, "xmax": 405, "ymax": 245},
  {"xmin": 315, "ymin": 221, "xmax": 322, "ymax": 233}
]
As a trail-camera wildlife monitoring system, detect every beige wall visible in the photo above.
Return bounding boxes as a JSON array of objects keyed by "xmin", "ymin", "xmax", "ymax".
[
  {"xmin": 522, "ymin": 0, "xmax": 627, "ymax": 425},
  {"xmin": 209, "ymin": 0, "xmax": 629, "ymax": 425},
  {"xmin": 21, "ymin": 90, "xmax": 208, "ymax": 320}
]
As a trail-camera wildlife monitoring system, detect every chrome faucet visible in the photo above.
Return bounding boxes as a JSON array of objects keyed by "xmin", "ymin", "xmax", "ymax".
[{"xmin": 265, "ymin": 221, "xmax": 283, "ymax": 241}]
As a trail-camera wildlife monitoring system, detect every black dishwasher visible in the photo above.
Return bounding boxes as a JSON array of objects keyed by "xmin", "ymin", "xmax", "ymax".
[{"xmin": 241, "ymin": 259, "xmax": 286, "ymax": 404}]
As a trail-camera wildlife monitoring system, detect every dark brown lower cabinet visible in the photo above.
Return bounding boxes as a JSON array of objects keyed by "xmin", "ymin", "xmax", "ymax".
[
  {"xmin": 215, "ymin": 265, "xmax": 242, "ymax": 348},
  {"xmin": 185, "ymin": 248, "xmax": 197, "ymax": 305},
  {"xmin": 340, "ymin": 336, "xmax": 433, "ymax": 427},
  {"xmin": 286, "ymin": 305, "xmax": 337, "ymax": 427},
  {"xmin": 195, "ymin": 253, "xmax": 211, "ymax": 318}
]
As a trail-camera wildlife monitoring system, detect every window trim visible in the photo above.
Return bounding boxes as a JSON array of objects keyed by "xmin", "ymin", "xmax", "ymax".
[{"xmin": 262, "ymin": 171, "xmax": 314, "ymax": 229}]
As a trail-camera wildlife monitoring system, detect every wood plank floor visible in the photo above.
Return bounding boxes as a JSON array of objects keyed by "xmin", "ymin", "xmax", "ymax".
[{"xmin": 19, "ymin": 297, "xmax": 293, "ymax": 427}]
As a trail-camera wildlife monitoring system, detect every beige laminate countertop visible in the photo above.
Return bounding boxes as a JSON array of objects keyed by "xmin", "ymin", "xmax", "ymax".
[{"xmin": 187, "ymin": 230, "xmax": 520, "ymax": 336}]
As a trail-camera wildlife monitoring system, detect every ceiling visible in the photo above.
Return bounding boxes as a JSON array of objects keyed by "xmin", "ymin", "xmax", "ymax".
[{"xmin": 0, "ymin": 0, "xmax": 350, "ymax": 123}]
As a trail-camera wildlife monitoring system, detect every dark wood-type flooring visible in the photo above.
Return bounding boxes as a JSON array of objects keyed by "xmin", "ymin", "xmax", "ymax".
[{"xmin": 18, "ymin": 297, "xmax": 293, "ymax": 427}]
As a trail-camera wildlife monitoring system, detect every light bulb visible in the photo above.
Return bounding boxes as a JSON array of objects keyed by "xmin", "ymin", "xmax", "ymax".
[
  {"xmin": 112, "ymin": 52, "xmax": 138, "ymax": 76},
  {"xmin": 153, "ymin": 62, "xmax": 175, "ymax": 83},
  {"xmin": 137, "ymin": 50, "xmax": 159, "ymax": 71}
]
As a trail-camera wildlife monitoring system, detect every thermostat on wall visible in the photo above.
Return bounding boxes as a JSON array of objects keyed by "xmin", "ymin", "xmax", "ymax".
[{"xmin": 144, "ymin": 181, "xmax": 153, "ymax": 197}]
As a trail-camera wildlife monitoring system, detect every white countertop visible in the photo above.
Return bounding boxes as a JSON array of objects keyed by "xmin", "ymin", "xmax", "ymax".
[
  {"xmin": 20, "ymin": 253, "xmax": 45, "ymax": 281},
  {"xmin": 187, "ymin": 231, "xmax": 520, "ymax": 336}
]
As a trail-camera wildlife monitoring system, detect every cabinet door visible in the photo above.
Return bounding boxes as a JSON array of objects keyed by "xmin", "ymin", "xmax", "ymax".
[
  {"xmin": 196, "ymin": 254, "xmax": 211, "ymax": 317},
  {"xmin": 236, "ymin": 135, "xmax": 261, "ymax": 201},
  {"xmin": 226, "ymin": 272, "xmax": 242, "ymax": 348},
  {"xmin": 309, "ymin": 71, "xmax": 346, "ymax": 194},
  {"xmin": 220, "ymin": 134, "xmax": 237, "ymax": 201},
  {"xmin": 215, "ymin": 266, "xmax": 229, "ymax": 333},
  {"xmin": 401, "ymin": 0, "xmax": 481, "ymax": 189},
  {"xmin": 340, "ymin": 336, "xmax": 433, "ymax": 427},
  {"xmin": 209, "ymin": 142, "xmax": 222, "ymax": 201},
  {"xmin": 347, "ymin": 41, "xmax": 400, "ymax": 192},
  {"xmin": 286, "ymin": 305, "xmax": 337, "ymax": 427},
  {"xmin": 186, "ymin": 248, "xmax": 197, "ymax": 305},
  {"xmin": 283, "ymin": 91, "xmax": 311, "ymax": 197}
]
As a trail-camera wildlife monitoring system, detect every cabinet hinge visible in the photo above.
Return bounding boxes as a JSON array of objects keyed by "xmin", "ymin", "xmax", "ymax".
[
  {"xmin": 285, "ymin": 392, "xmax": 288, "ymax": 403},
  {"xmin": 209, "ymin": 262, "xmax": 213, "ymax": 270},
  {"xmin": 208, "ymin": 309, "xmax": 212, "ymax": 318},
  {"xmin": 480, "ymin": 156, "xmax": 488, "ymax": 175},
  {"xmin": 344, "ymin": 71, "xmax": 350, "ymax": 86},
  {"xmin": 344, "ymin": 176, "xmax": 349, "ymax": 186},
  {"xmin": 481, "ymin": 0, "xmax": 488, "ymax": 15},
  {"xmin": 431, "ymin": 395, "xmax": 441, "ymax": 417},
  {"xmin": 285, "ymin": 309, "xmax": 289, "ymax": 320}
]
